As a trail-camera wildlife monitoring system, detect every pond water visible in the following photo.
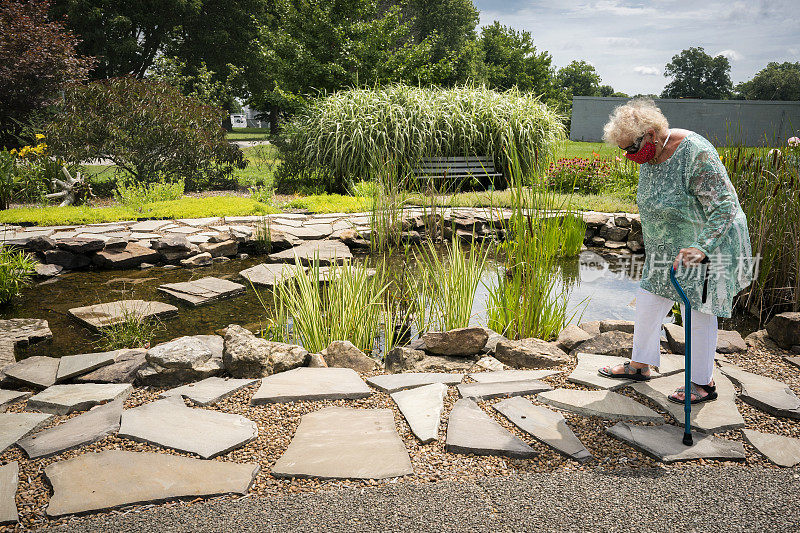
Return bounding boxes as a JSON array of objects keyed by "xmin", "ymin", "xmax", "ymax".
[{"xmin": 2, "ymin": 247, "xmax": 755, "ymax": 359}]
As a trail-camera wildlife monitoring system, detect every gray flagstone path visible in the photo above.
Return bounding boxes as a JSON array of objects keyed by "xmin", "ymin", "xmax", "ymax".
[
  {"xmin": 160, "ymin": 377, "xmax": 260, "ymax": 406},
  {"xmin": 0, "ymin": 412, "xmax": 53, "ymax": 453},
  {"xmin": 55, "ymin": 351, "xmax": 118, "ymax": 382},
  {"xmin": 26, "ymin": 383, "xmax": 132, "ymax": 415},
  {"xmin": 445, "ymin": 398, "xmax": 536, "ymax": 459},
  {"xmin": 239, "ymin": 263, "xmax": 305, "ymax": 287},
  {"xmin": 606, "ymin": 422, "xmax": 745, "ymax": 463},
  {"xmin": 2, "ymin": 356, "xmax": 60, "ymax": 389},
  {"xmin": 366, "ymin": 373, "xmax": 463, "ymax": 393},
  {"xmin": 457, "ymin": 380, "xmax": 552, "ymax": 401},
  {"xmin": 250, "ymin": 368, "xmax": 371, "ymax": 404},
  {"xmin": 741, "ymin": 429, "xmax": 800, "ymax": 467},
  {"xmin": 0, "ymin": 390, "xmax": 30, "ymax": 412},
  {"xmin": 17, "ymin": 398, "xmax": 124, "ymax": 459},
  {"xmin": 0, "ymin": 462, "xmax": 17, "ymax": 525},
  {"xmin": 45, "ymin": 450, "xmax": 259, "ymax": 517},
  {"xmin": 493, "ymin": 397, "xmax": 592, "ymax": 463},
  {"xmin": 271, "ymin": 408, "xmax": 413, "ymax": 479},
  {"xmin": 158, "ymin": 277, "xmax": 246, "ymax": 307},
  {"xmin": 630, "ymin": 373, "xmax": 745, "ymax": 433},
  {"xmin": 468, "ymin": 369, "xmax": 560, "ymax": 384},
  {"xmin": 390, "ymin": 383, "xmax": 447, "ymax": 443},
  {"xmin": 118, "ymin": 397, "xmax": 258, "ymax": 459},
  {"xmin": 537, "ymin": 389, "xmax": 663, "ymax": 422},
  {"xmin": 568, "ymin": 353, "xmax": 661, "ymax": 390},
  {"xmin": 718, "ymin": 363, "xmax": 800, "ymax": 419}
]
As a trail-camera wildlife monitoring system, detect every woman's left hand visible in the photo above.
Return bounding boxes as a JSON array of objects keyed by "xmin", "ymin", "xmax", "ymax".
[{"xmin": 673, "ymin": 247, "xmax": 706, "ymax": 269}]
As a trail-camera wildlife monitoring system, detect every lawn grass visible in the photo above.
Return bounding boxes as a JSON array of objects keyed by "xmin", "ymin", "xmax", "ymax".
[
  {"xmin": 280, "ymin": 194, "xmax": 371, "ymax": 213},
  {"xmin": 408, "ymin": 190, "xmax": 638, "ymax": 213},
  {"xmin": 226, "ymin": 128, "xmax": 270, "ymax": 141}
]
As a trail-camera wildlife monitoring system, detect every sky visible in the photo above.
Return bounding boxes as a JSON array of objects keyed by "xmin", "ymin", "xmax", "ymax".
[{"xmin": 473, "ymin": 0, "xmax": 800, "ymax": 95}]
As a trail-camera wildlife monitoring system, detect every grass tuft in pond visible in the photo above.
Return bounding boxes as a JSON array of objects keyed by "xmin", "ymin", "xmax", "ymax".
[{"xmin": 95, "ymin": 309, "xmax": 162, "ymax": 351}]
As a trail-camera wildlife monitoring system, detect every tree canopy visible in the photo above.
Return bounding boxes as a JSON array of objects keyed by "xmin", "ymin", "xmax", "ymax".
[
  {"xmin": 735, "ymin": 62, "xmax": 800, "ymax": 101},
  {"xmin": 480, "ymin": 21, "xmax": 554, "ymax": 97},
  {"xmin": 661, "ymin": 47, "xmax": 732, "ymax": 99},
  {"xmin": 556, "ymin": 60, "xmax": 601, "ymax": 97}
]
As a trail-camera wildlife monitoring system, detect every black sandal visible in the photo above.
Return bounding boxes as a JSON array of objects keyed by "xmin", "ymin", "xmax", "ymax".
[
  {"xmin": 668, "ymin": 382, "xmax": 718, "ymax": 404},
  {"xmin": 598, "ymin": 361, "xmax": 651, "ymax": 382}
]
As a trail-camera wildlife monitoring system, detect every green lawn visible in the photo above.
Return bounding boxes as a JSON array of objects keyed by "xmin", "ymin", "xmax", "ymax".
[{"xmin": 226, "ymin": 128, "xmax": 271, "ymax": 141}]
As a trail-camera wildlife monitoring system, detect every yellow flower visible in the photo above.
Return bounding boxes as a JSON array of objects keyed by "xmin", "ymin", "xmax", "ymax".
[
  {"xmin": 35, "ymin": 133, "xmax": 45, "ymax": 140},
  {"xmin": 10, "ymin": 149, "xmax": 17, "ymax": 155}
]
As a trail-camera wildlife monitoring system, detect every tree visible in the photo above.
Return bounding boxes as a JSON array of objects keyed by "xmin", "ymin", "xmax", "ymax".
[
  {"xmin": 479, "ymin": 21, "xmax": 554, "ymax": 97},
  {"xmin": 661, "ymin": 47, "xmax": 732, "ymax": 99},
  {"xmin": 0, "ymin": 0, "xmax": 94, "ymax": 149},
  {"xmin": 735, "ymin": 62, "xmax": 800, "ymax": 101},
  {"xmin": 148, "ymin": 56, "xmax": 243, "ymax": 114},
  {"xmin": 556, "ymin": 60, "xmax": 601, "ymax": 97}
]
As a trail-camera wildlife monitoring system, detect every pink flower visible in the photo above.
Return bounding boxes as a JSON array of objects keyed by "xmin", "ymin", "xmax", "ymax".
[{"xmin": 788, "ymin": 136, "xmax": 800, "ymax": 147}]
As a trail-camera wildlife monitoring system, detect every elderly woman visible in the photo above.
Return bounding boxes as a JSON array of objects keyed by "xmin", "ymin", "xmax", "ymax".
[{"xmin": 597, "ymin": 99, "xmax": 752, "ymax": 404}]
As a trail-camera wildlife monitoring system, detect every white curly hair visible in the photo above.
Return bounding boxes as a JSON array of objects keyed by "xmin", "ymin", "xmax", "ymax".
[{"xmin": 602, "ymin": 98, "xmax": 669, "ymax": 147}]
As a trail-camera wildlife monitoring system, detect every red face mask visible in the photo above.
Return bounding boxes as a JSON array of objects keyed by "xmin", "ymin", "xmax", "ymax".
[{"xmin": 625, "ymin": 142, "xmax": 656, "ymax": 164}]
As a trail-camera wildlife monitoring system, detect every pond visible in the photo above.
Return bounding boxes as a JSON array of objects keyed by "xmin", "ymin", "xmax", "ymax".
[{"xmin": 2, "ymin": 247, "xmax": 755, "ymax": 359}]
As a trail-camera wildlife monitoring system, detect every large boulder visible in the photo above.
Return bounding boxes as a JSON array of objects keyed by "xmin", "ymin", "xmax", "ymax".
[
  {"xmin": 599, "ymin": 320, "xmax": 635, "ymax": 334},
  {"xmin": 74, "ymin": 349, "xmax": 148, "ymax": 384},
  {"xmin": 599, "ymin": 221, "xmax": 629, "ymax": 242},
  {"xmin": 569, "ymin": 330, "xmax": 634, "ymax": 358},
  {"xmin": 745, "ymin": 329, "xmax": 780, "ymax": 352},
  {"xmin": 138, "ymin": 335, "xmax": 224, "ymax": 386},
  {"xmin": 43, "ymin": 250, "xmax": 90, "ymax": 270},
  {"xmin": 222, "ymin": 324, "xmax": 307, "ymax": 378},
  {"xmin": 419, "ymin": 327, "xmax": 489, "ymax": 357},
  {"xmin": 494, "ymin": 338, "xmax": 570, "ymax": 369},
  {"xmin": 766, "ymin": 312, "xmax": 800, "ymax": 350},
  {"xmin": 93, "ymin": 243, "xmax": 160, "ymax": 269},
  {"xmin": 199, "ymin": 240, "xmax": 238, "ymax": 258},
  {"xmin": 556, "ymin": 324, "xmax": 592, "ymax": 352},
  {"xmin": 716, "ymin": 330, "xmax": 747, "ymax": 354},
  {"xmin": 320, "ymin": 341, "xmax": 379, "ymax": 372},
  {"xmin": 384, "ymin": 346, "xmax": 476, "ymax": 373}
]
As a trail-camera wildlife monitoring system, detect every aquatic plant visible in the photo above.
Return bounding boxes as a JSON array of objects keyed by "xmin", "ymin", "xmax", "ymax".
[
  {"xmin": 253, "ymin": 216, "xmax": 273, "ymax": 254},
  {"xmin": 95, "ymin": 309, "xmax": 160, "ymax": 351},
  {"xmin": 0, "ymin": 245, "xmax": 37, "ymax": 306}
]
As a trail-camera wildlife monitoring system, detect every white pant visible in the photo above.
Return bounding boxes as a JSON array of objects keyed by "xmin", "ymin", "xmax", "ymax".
[{"xmin": 632, "ymin": 287, "xmax": 717, "ymax": 385}]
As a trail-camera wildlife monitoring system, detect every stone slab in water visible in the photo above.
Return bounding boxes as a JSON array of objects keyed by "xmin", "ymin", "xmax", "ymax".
[
  {"xmin": 250, "ymin": 367, "xmax": 371, "ymax": 404},
  {"xmin": 26, "ymin": 383, "xmax": 132, "ymax": 415},
  {"xmin": 445, "ymin": 398, "xmax": 536, "ymax": 459},
  {"xmin": 160, "ymin": 377, "xmax": 259, "ymax": 406},
  {"xmin": 55, "ymin": 351, "xmax": 118, "ymax": 382},
  {"xmin": 268, "ymin": 240, "xmax": 353, "ymax": 265},
  {"xmin": 17, "ymin": 398, "xmax": 123, "ymax": 459},
  {"xmin": 68, "ymin": 300, "xmax": 178, "ymax": 331},
  {"xmin": 391, "ymin": 383, "xmax": 447, "ymax": 443},
  {"xmin": 630, "ymin": 372, "xmax": 744, "ymax": 433},
  {"xmin": 606, "ymin": 422, "xmax": 745, "ymax": 463},
  {"xmin": 469, "ymin": 369, "xmax": 560, "ymax": 384},
  {"xmin": 118, "ymin": 397, "xmax": 258, "ymax": 459},
  {"xmin": 0, "ymin": 462, "xmax": 18, "ymax": 525},
  {"xmin": 271, "ymin": 407, "xmax": 413, "ymax": 479},
  {"xmin": 493, "ymin": 396, "xmax": 592, "ymax": 463},
  {"xmin": 366, "ymin": 373, "xmax": 463, "ymax": 393},
  {"xmin": 2, "ymin": 356, "xmax": 60, "ymax": 389},
  {"xmin": 718, "ymin": 363, "xmax": 800, "ymax": 419},
  {"xmin": 0, "ymin": 390, "xmax": 30, "ymax": 413},
  {"xmin": 45, "ymin": 450, "xmax": 259, "ymax": 517},
  {"xmin": 0, "ymin": 318, "xmax": 52, "ymax": 347},
  {"xmin": 0, "ymin": 412, "xmax": 53, "ymax": 453},
  {"xmin": 158, "ymin": 277, "xmax": 246, "ymax": 307},
  {"xmin": 457, "ymin": 380, "xmax": 552, "ymax": 401},
  {"xmin": 239, "ymin": 263, "xmax": 305, "ymax": 287},
  {"xmin": 567, "ymin": 353, "xmax": 659, "ymax": 390},
  {"xmin": 271, "ymin": 224, "xmax": 327, "ymax": 240},
  {"xmin": 537, "ymin": 388, "xmax": 663, "ymax": 422},
  {"xmin": 742, "ymin": 428, "xmax": 800, "ymax": 467}
]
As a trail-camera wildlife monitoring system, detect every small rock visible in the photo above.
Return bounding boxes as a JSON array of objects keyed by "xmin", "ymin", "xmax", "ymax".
[
  {"xmin": 42, "ymin": 250, "xmax": 90, "ymax": 270},
  {"xmin": 716, "ymin": 330, "xmax": 747, "ymax": 354},
  {"xmin": 384, "ymin": 346, "xmax": 476, "ymax": 373},
  {"xmin": 34, "ymin": 263, "xmax": 62, "ymax": 278},
  {"xmin": 577, "ymin": 321, "xmax": 601, "ymax": 336},
  {"xmin": 321, "ymin": 341, "xmax": 379, "ymax": 372},
  {"xmin": 419, "ymin": 327, "xmax": 489, "ymax": 357},
  {"xmin": 556, "ymin": 324, "xmax": 591, "ymax": 352},
  {"xmin": 571, "ymin": 330, "xmax": 634, "ymax": 358},
  {"xmin": 56, "ymin": 237, "xmax": 105, "ymax": 254},
  {"xmin": 181, "ymin": 252, "xmax": 213, "ymax": 267},
  {"xmin": 138, "ymin": 336, "xmax": 224, "ymax": 386},
  {"xmin": 494, "ymin": 338, "xmax": 570, "ymax": 368},
  {"xmin": 599, "ymin": 319, "xmax": 635, "ymax": 334},
  {"xmin": 306, "ymin": 353, "xmax": 328, "ymax": 368},
  {"xmin": 199, "ymin": 240, "xmax": 238, "ymax": 258},
  {"xmin": 223, "ymin": 324, "xmax": 307, "ymax": 378},
  {"xmin": 766, "ymin": 312, "xmax": 800, "ymax": 349},
  {"xmin": 745, "ymin": 329, "xmax": 780, "ymax": 351},
  {"xmin": 93, "ymin": 243, "xmax": 160, "ymax": 269}
]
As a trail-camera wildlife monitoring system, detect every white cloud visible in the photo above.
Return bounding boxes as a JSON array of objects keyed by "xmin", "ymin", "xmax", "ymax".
[
  {"xmin": 634, "ymin": 66, "xmax": 661, "ymax": 76},
  {"xmin": 718, "ymin": 49, "xmax": 743, "ymax": 61},
  {"xmin": 602, "ymin": 37, "xmax": 640, "ymax": 46}
]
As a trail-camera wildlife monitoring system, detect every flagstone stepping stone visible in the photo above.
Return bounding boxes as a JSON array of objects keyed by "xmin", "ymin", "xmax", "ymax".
[
  {"xmin": 239, "ymin": 263, "xmax": 305, "ymax": 287},
  {"xmin": 366, "ymin": 372, "xmax": 463, "ymax": 393},
  {"xmin": 493, "ymin": 397, "xmax": 592, "ymax": 463},
  {"xmin": 0, "ymin": 462, "xmax": 18, "ymax": 525},
  {"xmin": 2, "ymin": 356, "xmax": 60, "ymax": 389},
  {"xmin": 606, "ymin": 422, "xmax": 745, "ymax": 463},
  {"xmin": 130, "ymin": 220, "xmax": 172, "ymax": 232},
  {"xmin": 568, "ymin": 353, "xmax": 661, "ymax": 390},
  {"xmin": 271, "ymin": 224, "xmax": 327, "ymax": 240},
  {"xmin": 718, "ymin": 363, "xmax": 800, "ymax": 419},
  {"xmin": 537, "ymin": 389, "xmax": 663, "ymax": 422},
  {"xmin": 445, "ymin": 398, "xmax": 536, "ymax": 458},
  {"xmin": 0, "ymin": 318, "xmax": 52, "ymax": 347},
  {"xmin": 250, "ymin": 367, "xmax": 371, "ymax": 404},
  {"xmin": 272, "ymin": 407, "xmax": 412, "ymax": 479},
  {"xmin": 160, "ymin": 376, "xmax": 259, "ymax": 406},
  {"xmin": 26, "ymin": 383, "xmax": 132, "ymax": 415},
  {"xmin": 656, "ymin": 353, "xmax": 686, "ymax": 375},
  {"xmin": 268, "ymin": 240, "xmax": 353, "ymax": 265},
  {"xmin": 0, "ymin": 412, "xmax": 53, "ymax": 453},
  {"xmin": 73, "ymin": 349, "xmax": 147, "ymax": 384},
  {"xmin": 118, "ymin": 397, "xmax": 258, "ymax": 459},
  {"xmin": 158, "ymin": 277, "xmax": 246, "ymax": 307},
  {"xmin": 55, "ymin": 350, "xmax": 118, "ymax": 382},
  {"xmin": 469, "ymin": 369, "xmax": 560, "ymax": 384},
  {"xmin": 45, "ymin": 450, "xmax": 259, "ymax": 517},
  {"xmin": 742, "ymin": 429, "xmax": 800, "ymax": 467},
  {"xmin": 391, "ymin": 383, "xmax": 447, "ymax": 443},
  {"xmin": 0, "ymin": 390, "xmax": 29, "ymax": 413},
  {"xmin": 631, "ymin": 372, "xmax": 744, "ymax": 433},
  {"xmin": 17, "ymin": 398, "xmax": 123, "ymax": 459},
  {"xmin": 457, "ymin": 379, "xmax": 552, "ymax": 401},
  {"xmin": 0, "ymin": 340, "xmax": 13, "ymax": 371},
  {"xmin": 68, "ymin": 300, "xmax": 178, "ymax": 331},
  {"xmin": 785, "ymin": 356, "xmax": 800, "ymax": 369}
]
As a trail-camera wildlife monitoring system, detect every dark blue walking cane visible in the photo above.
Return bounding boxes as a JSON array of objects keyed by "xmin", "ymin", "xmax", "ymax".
[{"xmin": 669, "ymin": 258, "xmax": 710, "ymax": 446}]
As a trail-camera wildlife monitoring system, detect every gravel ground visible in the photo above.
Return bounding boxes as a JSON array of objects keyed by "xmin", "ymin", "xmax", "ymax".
[{"xmin": 1, "ymin": 338, "xmax": 798, "ymax": 531}]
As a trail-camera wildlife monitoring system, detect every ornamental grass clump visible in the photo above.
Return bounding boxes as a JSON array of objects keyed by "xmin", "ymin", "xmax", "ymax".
[
  {"xmin": 0, "ymin": 245, "xmax": 37, "ymax": 306},
  {"xmin": 280, "ymin": 84, "xmax": 565, "ymax": 192}
]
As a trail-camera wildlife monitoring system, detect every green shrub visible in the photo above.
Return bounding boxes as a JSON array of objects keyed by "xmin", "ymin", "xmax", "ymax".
[
  {"xmin": 113, "ymin": 178, "xmax": 184, "ymax": 211},
  {"xmin": 45, "ymin": 77, "xmax": 246, "ymax": 191},
  {"xmin": 280, "ymin": 84, "xmax": 565, "ymax": 192},
  {"xmin": 0, "ymin": 246, "xmax": 37, "ymax": 306}
]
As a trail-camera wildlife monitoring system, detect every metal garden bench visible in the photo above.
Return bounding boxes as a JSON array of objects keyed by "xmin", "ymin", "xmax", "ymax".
[{"xmin": 412, "ymin": 155, "xmax": 504, "ymax": 190}]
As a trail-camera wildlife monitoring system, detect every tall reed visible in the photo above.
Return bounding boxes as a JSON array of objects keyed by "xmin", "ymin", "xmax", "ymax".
[{"xmin": 0, "ymin": 245, "xmax": 37, "ymax": 306}]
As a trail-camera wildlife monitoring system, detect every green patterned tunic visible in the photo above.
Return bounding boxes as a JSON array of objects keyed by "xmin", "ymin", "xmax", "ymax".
[{"xmin": 637, "ymin": 132, "xmax": 753, "ymax": 318}]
